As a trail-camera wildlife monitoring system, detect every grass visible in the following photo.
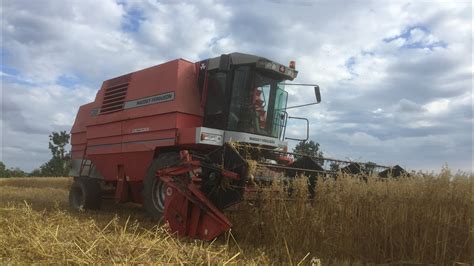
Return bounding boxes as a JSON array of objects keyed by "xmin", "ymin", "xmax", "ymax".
[
  {"xmin": 0, "ymin": 178, "xmax": 267, "ymax": 264},
  {"xmin": 0, "ymin": 204, "xmax": 269, "ymax": 264},
  {"xmin": 0, "ymin": 169, "xmax": 472, "ymax": 264},
  {"xmin": 230, "ymin": 169, "xmax": 473, "ymax": 264}
]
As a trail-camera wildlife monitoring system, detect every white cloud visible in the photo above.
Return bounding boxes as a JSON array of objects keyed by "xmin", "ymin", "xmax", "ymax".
[
  {"xmin": 1, "ymin": 0, "xmax": 472, "ymax": 172},
  {"xmin": 408, "ymin": 28, "xmax": 437, "ymax": 45},
  {"xmin": 2, "ymin": 82, "xmax": 96, "ymax": 170},
  {"xmin": 423, "ymin": 99, "xmax": 450, "ymax": 115}
]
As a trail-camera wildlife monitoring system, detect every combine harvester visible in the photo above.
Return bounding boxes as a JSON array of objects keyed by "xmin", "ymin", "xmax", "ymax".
[{"xmin": 69, "ymin": 53, "xmax": 405, "ymax": 240}]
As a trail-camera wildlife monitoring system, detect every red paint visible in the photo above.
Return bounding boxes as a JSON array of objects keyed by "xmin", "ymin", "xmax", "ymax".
[
  {"xmin": 157, "ymin": 157, "xmax": 233, "ymax": 240},
  {"xmin": 70, "ymin": 57, "xmax": 232, "ymax": 240},
  {"xmin": 71, "ymin": 59, "xmax": 205, "ymax": 186}
]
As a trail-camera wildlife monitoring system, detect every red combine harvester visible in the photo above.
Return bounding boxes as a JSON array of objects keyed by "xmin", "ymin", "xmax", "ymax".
[{"xmin": 70, "ymin": 52, "xmax": 404, "ymax": 240}]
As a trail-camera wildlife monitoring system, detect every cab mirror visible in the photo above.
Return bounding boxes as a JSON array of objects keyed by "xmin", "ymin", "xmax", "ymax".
[
  {"xmin": 280, "ymin": 83, "xmax": 321, "ymax": 110},
  {"xmin": 314, "ymin": 85, "xmax": 321, "ymax": 103}
]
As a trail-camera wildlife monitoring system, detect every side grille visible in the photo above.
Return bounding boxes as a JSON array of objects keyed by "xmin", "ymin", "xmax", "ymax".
[{"xmin": 100, "ymin": 74, "xmax": 131, "ymax": 114}]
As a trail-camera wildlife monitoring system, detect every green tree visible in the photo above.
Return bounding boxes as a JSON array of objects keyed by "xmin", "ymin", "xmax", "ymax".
[
  {"xmin": 293, "ymin": 140, "xmax": 324, "ymax": 165},
  {"xmin": 29, "ymin": 168, "xmax": 42, "ymax": 177},
  {"xmin": 0, "ymin": 161, "xmax": 11, "ymax": 178},
  {"xmin": 293, "ymin": 140, "xmax": 323, "ymax": 158},
  {"xmin": 9, "ymin": 167, "xmax": 26, "ymax": 177},
  {"xmin": 40, "ymin": 131, "xmax": 71, "ymax": 177},
  {"xmin": 49, "ymin": 131, "xmax": 70, "ymax": 160},
  {"xmin": 0, "ymin": 162, "xmax": 28, "ymax": 178}
]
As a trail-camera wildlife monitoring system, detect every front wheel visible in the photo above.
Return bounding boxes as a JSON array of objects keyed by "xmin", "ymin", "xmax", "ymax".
[{"xmin": 142, "ymin": 152, "xmax": 180, "ymax": 220}]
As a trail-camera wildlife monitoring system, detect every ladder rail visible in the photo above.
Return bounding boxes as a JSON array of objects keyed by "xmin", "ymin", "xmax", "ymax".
[{"xmin": 78, "ymin": 144, "xmax": 94, "ymax": 177}]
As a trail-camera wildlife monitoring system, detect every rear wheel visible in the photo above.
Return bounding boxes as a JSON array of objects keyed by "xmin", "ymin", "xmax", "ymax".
[
  {"xmin": 142, "ymin": 152, "xmax": 180, "ymax": 220},
  {"xmin": 69, "ymin": 177, "xmax": 102, "ymax": 211}
]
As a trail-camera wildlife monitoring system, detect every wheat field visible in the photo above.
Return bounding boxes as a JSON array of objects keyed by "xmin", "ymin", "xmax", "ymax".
[{"xmin": 0, "ymin": 169, "xmax": 472, "ymax": 264}]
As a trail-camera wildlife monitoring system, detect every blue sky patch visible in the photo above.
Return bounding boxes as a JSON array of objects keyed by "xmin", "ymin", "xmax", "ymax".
[
  {"xmin": 384, "ymin": 25, "xmax": 447, "ymax": 50},
  {"xmin": 1, "ymin": 65, "xmax": 20, "ymax": 76},
  {"xmin": 56, "ymin": 74, "xmax": 82, "ymax": 87},
  {"xmin": 121, "ymin": 8, "xmax": 145, "ymax": 32},
  {"xmin": 345, "ymin": 56, "xmax": 356, "ymax": 74}
]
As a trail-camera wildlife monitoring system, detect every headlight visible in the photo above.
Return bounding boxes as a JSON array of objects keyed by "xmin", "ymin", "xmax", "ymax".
[{"xmin": 200, "ymin": 133, "xmax": 222, "ymax": 143}]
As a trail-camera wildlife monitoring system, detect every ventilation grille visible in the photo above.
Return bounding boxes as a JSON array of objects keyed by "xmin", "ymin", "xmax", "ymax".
[{"xmin": 100, "ymin": 74, "xmax": 131, "ymax": 114}]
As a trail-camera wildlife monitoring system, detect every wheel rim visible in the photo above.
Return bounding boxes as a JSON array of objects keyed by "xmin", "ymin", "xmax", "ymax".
[{"xmin": 152, "ymin": 179, "xmax": 166, "ymax": 213}]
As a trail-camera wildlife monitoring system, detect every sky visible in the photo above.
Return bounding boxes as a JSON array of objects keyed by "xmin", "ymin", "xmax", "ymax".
[{"xmin": 1, "ymin": 0, "xmax": 472, "ymax": 172}]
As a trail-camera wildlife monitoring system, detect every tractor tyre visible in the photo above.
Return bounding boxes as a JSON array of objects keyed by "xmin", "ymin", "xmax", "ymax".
[
  {"xmin": 142, "ymin": 152, "xmax": 180, "ymax": 220},
  {"xmin": 69, "ymin": 177, "xmax": 102, "ymax": 211}
]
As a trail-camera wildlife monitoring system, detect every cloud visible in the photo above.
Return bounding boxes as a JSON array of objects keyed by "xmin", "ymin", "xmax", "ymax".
[
  {"xmin": 396, "ymin": 99, "xmax": 424, "ymax": 113},
  {"xmin": 1, "ymin": 81, "xmax": 96, "ymax": 170},
  {"xmin": 1, "ymin": 0, "xmax": 472, "ymax": 172}
]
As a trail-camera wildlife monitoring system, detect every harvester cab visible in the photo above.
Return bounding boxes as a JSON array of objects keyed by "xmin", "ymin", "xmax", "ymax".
[
  {"xmin": 69, "ymin": 52, "xmax": 405, "ymax": 241},
  {"xmin": 198, "ymin": 53, "xmax": 301, "ymax": 148}
]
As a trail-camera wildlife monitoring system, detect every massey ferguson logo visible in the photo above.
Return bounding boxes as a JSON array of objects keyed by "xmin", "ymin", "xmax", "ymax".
[
  {"xmin": 200, "ymin": 62, "xmax": 206, "ymax": 70},
  {"xmin": 248, "ymin": 136, "xmax": 276, "ymax": 144},
  {"xmin": 123, "ymin": 92, "xmax": 175, "ymax": 109}
]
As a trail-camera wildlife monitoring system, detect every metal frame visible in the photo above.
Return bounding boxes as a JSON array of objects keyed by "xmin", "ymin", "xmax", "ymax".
[{"xmin": 284, "ymin": 116, "xmax": 309, "ymax": 142}]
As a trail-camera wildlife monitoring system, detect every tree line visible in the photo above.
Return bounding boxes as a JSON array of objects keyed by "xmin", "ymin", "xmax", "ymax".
[{"xmin": 0, "ymin": 131, "xmax": 71, "ymax": 178}]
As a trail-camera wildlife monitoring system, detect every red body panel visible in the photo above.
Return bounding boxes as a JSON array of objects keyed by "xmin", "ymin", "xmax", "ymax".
[
  {"xmin": 69, "ymin": 52, "xmax": 302, "ymax": 240},
  {"xmin": 71, "ymin": 59, "xmax": 204, "ymax": 199}
]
